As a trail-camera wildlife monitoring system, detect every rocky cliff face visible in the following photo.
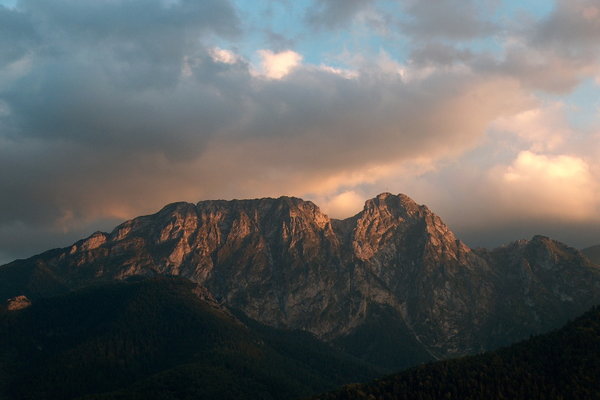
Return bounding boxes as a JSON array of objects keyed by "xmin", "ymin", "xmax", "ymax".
[{"xmin": 1, "ymin": 193, "xmax": 599, "ymax": 368}]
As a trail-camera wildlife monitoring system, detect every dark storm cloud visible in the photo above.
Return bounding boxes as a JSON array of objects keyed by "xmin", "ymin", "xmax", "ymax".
[
  {"xmin": 1, "ymin": 0, "xmax": 243, "ymax": 155},
  {"xmin": 4, "ymin": 55, "xmax": 249, "ymax": 159}
]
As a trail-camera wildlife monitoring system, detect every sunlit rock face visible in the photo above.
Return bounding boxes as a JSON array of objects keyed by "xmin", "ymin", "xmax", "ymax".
[
  {"xmin": 1, "ymin": 193, "xmax": 599, "ymax": 365},
  {"xmin": 6, "ymin": 295, "xmax": 31, "ymax": 311},
  {"xmin": 344, "ymin": 193, "xmax": 495, "ymax": 355}
]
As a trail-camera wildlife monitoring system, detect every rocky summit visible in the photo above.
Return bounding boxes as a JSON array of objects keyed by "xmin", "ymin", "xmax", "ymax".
[{"xmin": 1, "ymin": 193, "xmax": 599, "ymax": 370}]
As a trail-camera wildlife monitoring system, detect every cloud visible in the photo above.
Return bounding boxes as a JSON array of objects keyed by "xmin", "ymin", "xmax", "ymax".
[
  {"xmin": 0, "ymin": 5, "xmax": 38, "ymax": 68},
  {"xmin": 409, "ymin": 42, "xmax": 474, "ymax": 67},
  {"xmin": 396, "ymin": 1, "xmax": 600, "ymax": 94},
  {"xmin": 489, "ymin": 102, "xmax": 572, "ymax": 152},
  {"xmin": 489, "ymin": 41, "xmax": 599, "ymax": 93},
  {"xmin": 360, "ymin": 147, "xmax": 600, "ymax": 249},
  {"xmin": 20, "ymin": 0, "xmax": 240, "ymax": 42},
  {"xmin": 306, "ymin": 0, "xmax": 497, "ymax": 40},
  {"xmin": 479, "ymin": 0, "xmax": 600, "ymax": 93},
  {"xmin": 533, "ymin": 0, "xmax": 600, "ymax": 57},
  {"xmin": 255, "ymin": 49, "xmax": 303, "ymax": 79},
  {"xmin": 306, "ymin": 0, "xmax": 375, "ymax": 30},
  {"xmin": 344, "ymin": 93, "xmax": 600, "ymax": 249},
  {"xmin": 399, "ymin": 0, "xmax": 497, "ymax": 40},
  {"xmin": 0, "ymin": 34, "xmax": 534, "ymax": 262},
  {"xmin": 1, "ymin": 0, "xmax": 600, "ymax": 263},
  {"xmin": 318, "ymin": 190, "xmax": 366, "ymax": 219},
  {"xmin": 492, "ymin": 151, "xmax": 599, "ymax": 220},
  {"xmin": 209, "ymin": 47, "xmax": 239, "ymax": 65}
]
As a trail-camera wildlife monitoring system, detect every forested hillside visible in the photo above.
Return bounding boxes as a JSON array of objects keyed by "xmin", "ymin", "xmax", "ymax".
[
  {"xmin": 0, "ymin": 277, "xmax": 380, "ymax": 400},
  {"xmin": 313, "ymin": 306, "xmax": 600, "ymax": 400}
]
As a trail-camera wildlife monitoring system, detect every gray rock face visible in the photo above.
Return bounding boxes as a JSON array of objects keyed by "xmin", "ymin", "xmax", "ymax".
[{"xmin": 1, "ymin": 193, "xmax": 599, "ymax": 365}]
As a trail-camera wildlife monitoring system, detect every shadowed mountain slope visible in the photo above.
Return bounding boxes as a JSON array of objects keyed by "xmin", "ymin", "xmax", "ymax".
[
  {"xmin": 0, "ymin": 277, "xmax": 380, "ymax": 400},
  {"xmin": 311, "ymin": 305, "xmax": 600, "ymax": 400}
]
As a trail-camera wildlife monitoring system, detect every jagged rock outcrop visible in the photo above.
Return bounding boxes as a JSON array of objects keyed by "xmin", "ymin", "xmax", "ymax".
[
  {"xmin": 1, "ymin": 193, "xmax": 599, "ymax": 369},
  {"xmin": 6, "ymin": 295, "xmax": 31, "ymax": 311}
]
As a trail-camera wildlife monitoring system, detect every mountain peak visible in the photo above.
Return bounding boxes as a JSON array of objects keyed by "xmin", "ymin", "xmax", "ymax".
[
  {"xmin": 364, "ymin": 192, "xmax": 422, "ymax": 217},
  {"xmin": 375, "ymin": 192, "xmax": 394, "ymax": 200}
]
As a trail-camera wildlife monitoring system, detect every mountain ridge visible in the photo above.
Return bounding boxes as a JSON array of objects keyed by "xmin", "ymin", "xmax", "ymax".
[{"xmin": 1, "ymin": 192, "xmax": 599, "ymax": 370}]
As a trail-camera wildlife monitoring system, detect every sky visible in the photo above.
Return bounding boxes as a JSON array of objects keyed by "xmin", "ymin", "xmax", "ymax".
[{"xmin": 1, "ymin": 0, "xmax": 600, "ymax": 264}]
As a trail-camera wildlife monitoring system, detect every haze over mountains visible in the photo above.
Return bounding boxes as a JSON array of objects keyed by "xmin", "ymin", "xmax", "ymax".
[
  {"xmin": 2, "ymin": 192, "xmax": 599, "ymax": 378},
  {"xmin": 582, "ymin": 244, "xmax": 600, "ymax": 266}
]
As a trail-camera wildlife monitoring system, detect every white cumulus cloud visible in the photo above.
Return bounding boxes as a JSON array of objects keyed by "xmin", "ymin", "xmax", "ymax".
[
  {"xmin": 493, "ymin": 151, "xmax": 599, "ymax": 221},
  {"xmin": 256, "ymin": 49, "xmax": 303, "ymax": 79}
]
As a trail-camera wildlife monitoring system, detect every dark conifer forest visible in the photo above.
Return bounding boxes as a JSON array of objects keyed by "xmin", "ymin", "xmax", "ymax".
[
  {"xmin": 0, "ymin": 277, "xmax": 381, "ymax": 400},
  {"xmin": 312, "ymin": 306, "xmax": 600, "ymax": 400}
]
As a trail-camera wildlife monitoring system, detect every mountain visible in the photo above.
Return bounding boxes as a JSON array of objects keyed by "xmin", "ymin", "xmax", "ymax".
[
  {"xmin": 582, "ymin": 244, "xmax": 600, "ymax": 265},
  {"xmin": 475, "ymin": 236, "xmax": 600, "ymax": 349},
  {"xmin": 1, "ymin": 193, "xmax": 599, "ymax": 370},
  {"xmin": 310, "ymin": 305, "xmax": 600, "ymax": 400},
  {"xmin": 0, "ymin": 277, "xmax": 380, "ymax": 400}
]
